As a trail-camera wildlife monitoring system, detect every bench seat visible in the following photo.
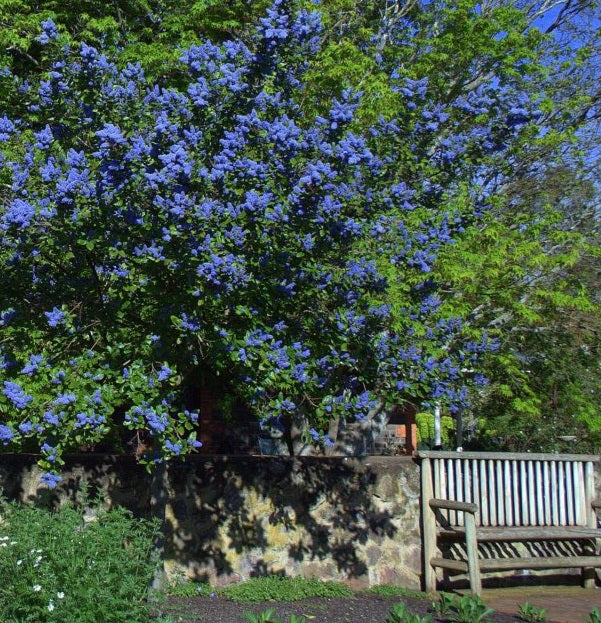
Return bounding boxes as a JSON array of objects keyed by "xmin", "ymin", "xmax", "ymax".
[
  {"xmin": 419, "ymin": 451, "xmax": 601, "ymax": 595},
  {"xmin": 438, "ymin": 526, "xmax": 601, "ymax": 542},
  {"xmin": 431, "ymin": 555, "xmax": 601, "ymax": 573}
]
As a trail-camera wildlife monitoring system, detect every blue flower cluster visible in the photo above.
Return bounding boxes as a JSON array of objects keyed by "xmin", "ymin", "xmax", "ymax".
[{"xmin": 0, "ymin": 1, "xmax": 538, "ymax": 476}]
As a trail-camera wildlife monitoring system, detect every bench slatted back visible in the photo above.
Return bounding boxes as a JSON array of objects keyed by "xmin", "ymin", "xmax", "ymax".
[{"xmin": 419, "ymin": 451, "xmax": 598, "ymax": 528}]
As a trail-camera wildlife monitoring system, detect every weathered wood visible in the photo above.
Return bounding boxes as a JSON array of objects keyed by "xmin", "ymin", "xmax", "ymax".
[
  {"xmin": 430, "ymin": 557, "xmax": 468, "ymax": 573},
  {"xmin": 479, "ymin": 556, "xmax": 601, "ymax": 572},
  {"xmin": 438, "ymin": 526, "xmax": 601, "ymax": 541},
  {"xmin": 421, "ymin": 456, "xmax": 438, "ymax": 594},
  {"xmin": 584, "ymin": 463, "xmax": 597, "ymax": 588},
  {"xmin": 429, "ymin": 498, "xmax": 478, "ymax": 514},
  {"xmin": 418, "ymin": 451, "xmax": 601, "ymax": 596},
  {"xmin": 418, "ymin": 450, "xmax": 600, "ymax": 462},
  {"xmin": 464, "ymin": 509, "xmax": 482, "ymax": 594}
]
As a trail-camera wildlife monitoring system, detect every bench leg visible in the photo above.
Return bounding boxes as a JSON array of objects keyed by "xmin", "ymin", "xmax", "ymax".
[
  {"xmin": 464, "ymin": 512, "xmax": 482, "ymax": 596},
  {"xmin": 422, "ymin": 458, "xmax": 438, "ymax": 593},
  {"xmin": 423, "ymin": 515, "xmax": 438, "ymax": 592},
  {"xmin": 583, "ymin": 568, "xmax": 596, "ymax": 588},
  {"xmin": 582, "ymin": 538, "xmax": 598, "ymax": 588}
]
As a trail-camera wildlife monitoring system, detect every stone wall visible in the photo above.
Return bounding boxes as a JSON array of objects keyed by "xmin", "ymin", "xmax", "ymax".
[{"xmin": 0, "ymin": 454, "xmax": 423, "ymax": 589}]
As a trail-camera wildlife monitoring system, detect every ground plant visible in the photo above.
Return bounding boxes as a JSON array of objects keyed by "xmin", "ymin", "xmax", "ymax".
[
  {"xmin": 588, "ymin": 608, "xmax": 601, "ymax": 623},
  {"xmin": 244, "ymin": 609, "xmax": 307, "ymax": 623},
  {"xmin": 385, "ymin": 601, "xmax": 433, "ymax": 623},
  {"xmin": 433, "ymin": 592, "xmax": 495, "ymax": 623},
  {"xmin": 219, "ymin": 575, "xmax": 354, "ymax": 602},
  {"xmin": 0, "ymin": 498, "xmax": 159, "ymax": 623},
  {"xmin": 517, "ymin": 602, "xmax": 547, "ymax": 623}
]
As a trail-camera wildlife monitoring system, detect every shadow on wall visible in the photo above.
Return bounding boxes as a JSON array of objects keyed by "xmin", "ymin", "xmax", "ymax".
[
  {"xmin": 0, "ymin": 453, "xmax": 151, "ymax": 515},
  {"xmin": 164, "ymin": 456, "xmax": 418, "ymax": 587},
  {"xmin": 0, "ymin": 454, "xmax": 422, "ymax": 589}
]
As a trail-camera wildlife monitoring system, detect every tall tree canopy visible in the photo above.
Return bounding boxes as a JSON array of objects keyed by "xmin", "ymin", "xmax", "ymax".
[{"xmin": 0, "ymin": 0, "xmax": 599, "ymax": 482}]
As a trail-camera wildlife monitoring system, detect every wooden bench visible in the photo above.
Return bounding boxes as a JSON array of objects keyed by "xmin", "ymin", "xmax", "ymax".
[{"xmin": 419, "ymin": 451, "xmax": 601, "ymax": 595}]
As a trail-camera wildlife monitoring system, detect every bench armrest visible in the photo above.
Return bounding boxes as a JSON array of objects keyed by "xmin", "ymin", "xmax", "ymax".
[
  {"xmin": 429, "ymin": 498, "xmax": 479, "ymax": 514},
  {"xmin": 591, "ymin": 500, "xmax": 601, "ymax": 512}
]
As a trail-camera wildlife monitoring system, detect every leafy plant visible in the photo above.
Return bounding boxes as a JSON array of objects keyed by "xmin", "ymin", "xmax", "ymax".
[
  {"xmin": 385, "ymin": 601, "xmax": 433, "ymax": 623},
  {"xmin": 432, "ymin": 592, "xmax": 494, "ymax": 623},
  {"xmin": 0, "ymin": 498, "xmax": 159, "ymax": 622},
  {"xmin": 587, "ymin": 608, "xmax": 601, "ymax": 623},
  {"xmin": 244, "ymin": 608, "xmax": 281, "ymax": 623},
  {"xmin": 221, "ymin": 576, "xmax": 353, "ymax": 603},
  {"xmin": 166, "ymin": 579, "xmax": 212, "ymax": 597},
  {"xmin": 432, "ymin": 591, "xmax": 456, "ymax": 617},
  {"xmin": 517, "ymin": 602, "xmax": 547, "ymax": 622},
  {"xmin": 244, "ymin": 609, "xmax": 306, "ymax": 623}
]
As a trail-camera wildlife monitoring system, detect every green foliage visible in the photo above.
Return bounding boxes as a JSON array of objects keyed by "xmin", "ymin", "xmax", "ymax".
[
  {"xmin": 435, "ymin": 168, "xmax": 601, "ymax": 452},
  {"xmin": 416, "ymin": 412, "xmax": 456, "ymax": 448},
  {"xmin": 433, "ymin": 592, "xmax": 495, "ymax": 623},
  {"xmin": 221, "ymin": 576, "xmax": 354, "ymax": 603},
  {"xmin": 367, "ymin": 585, "xmax": 430, "ymax": 600},
  {"xmin": 588, "ymin": 607, "xmax": 601, "ymax": 623},
  {"xmin": 0, "ymin": 499, "xmax": 159, "ymax": 622},
  {"xmin": 165, "ymin": 579, "xmax": 212, "ymax": 597},
  {"xmin": 517, "ymin": 602, "xmax": 548, "ymax": 623},
  {"xmin": 244, "ymin": 609, "xmax": 307, "ymax": 623},
  {"xmin": 244, "ymin": 608, "xmax": 281, "ymax": 623},
  {"xmin": 0, "ymin": 0, "xmax": 270, "ymax": 81},
  {"xmin": 385, "ymin": 602, "xmax": 433, "ymax": 623}
]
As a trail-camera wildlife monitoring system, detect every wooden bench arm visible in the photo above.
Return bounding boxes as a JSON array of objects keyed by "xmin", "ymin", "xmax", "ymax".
[{"xmin": 429, "ymin": 498, "xmax": 479, "ymax": 514}]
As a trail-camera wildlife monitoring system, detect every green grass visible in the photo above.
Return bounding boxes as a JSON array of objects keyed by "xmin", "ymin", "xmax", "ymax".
[{"xmin": 218, "ymin": 576, "xmax": 355, "ymax": 603}]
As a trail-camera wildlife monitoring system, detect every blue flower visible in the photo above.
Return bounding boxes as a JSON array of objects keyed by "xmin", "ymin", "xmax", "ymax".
[
  {"xmin": 0, "ymin": 424, "xmax": 14, "ymax": 444},
  {"xmin": 34, "ymin": 125, "xmax": 54, "ymax": 150},
  {"xmin": 37, "ymin": 19, "xmax": 58, "ymax": 45},
  {"xmin": 0, "ymin": 115, "xmax": 16, "ymax": 141},
  {"xmin": 2, "ymin": 199, "xmax": 36, "ymax": 229},
  {"xmin": 53, "ymin": 393, "xmax": 76, "ymax": 405},
  {"xmin": 157, "ymin": 364, "xmax": 172, "ymax": 381},
  {"xmin": 21, "ymin": 354, "xmax": 44, "ymax": 375},
  {"xmin": 45, "ymin": 307, "xmax": 65, "ymax": 327},
  {"xmin": 40, "ymin": 473, "xmax": 62, "ymax": 488},
  {"xmin": 165, "ymin": 440, "xmax": 183, "ymax": 455},
  {"xmin": 3, "ymin": 381, "xmax": 33, "ymax": 409}
]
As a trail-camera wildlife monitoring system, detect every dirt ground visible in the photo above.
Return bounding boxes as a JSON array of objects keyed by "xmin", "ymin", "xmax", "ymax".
[{"xmin": 159, "ymin": 592, "xmax": 527, "ymax": 622}]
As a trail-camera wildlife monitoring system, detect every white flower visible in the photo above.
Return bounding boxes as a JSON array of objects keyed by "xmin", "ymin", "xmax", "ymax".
[
  {"xmin": 16, "ymin": 559, "xmax": 23, "ymax": 566},
  {"xmin": 33, "ymin": 584, "xmax": 42, "ymax": 592},
  {"xmin": 48, "ymin": 600, "xmax": 55, "ymax": 612},
  {"xmin": 0, "ymin": 536, "xmax": 9, "ymax": 541},
  {"xmin": 57, "ymin": 591, "xmax": 65, "ymax": 599},
  {"xmin": 34, "ymin": 555, "xmax": 43, "ymax": 567}
]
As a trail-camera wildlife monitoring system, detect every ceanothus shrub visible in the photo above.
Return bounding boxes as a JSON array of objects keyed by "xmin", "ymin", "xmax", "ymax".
[{"xmin": 0, "ymin": 1, "xmax": 537, "ymax": 484}]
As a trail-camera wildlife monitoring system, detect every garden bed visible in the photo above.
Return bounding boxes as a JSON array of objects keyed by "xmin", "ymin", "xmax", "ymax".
[{"xmin": 159, "ymin": 592, "xmax": 528, "ymax": 622}]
